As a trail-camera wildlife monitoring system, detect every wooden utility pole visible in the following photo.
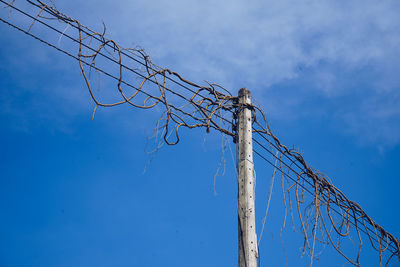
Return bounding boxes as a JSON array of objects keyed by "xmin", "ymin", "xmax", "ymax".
[{"xmin": 237, "ymin": 88, "xmax": 258, "ymax": 267}]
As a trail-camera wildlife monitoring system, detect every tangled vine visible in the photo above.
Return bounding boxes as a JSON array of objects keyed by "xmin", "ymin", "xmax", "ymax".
[
  {"xmin": 1, "ymin": 0, "xmax": 399, "ymax": 266},
  {"xmin": 252, "ymin": 108, "xmax": 400, "ymax": 266}
]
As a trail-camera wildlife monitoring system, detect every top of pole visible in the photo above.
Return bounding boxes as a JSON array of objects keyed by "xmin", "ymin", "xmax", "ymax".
[{"xmin": 238, "ymin": 88, "xmax": 251, "ymax": 98}]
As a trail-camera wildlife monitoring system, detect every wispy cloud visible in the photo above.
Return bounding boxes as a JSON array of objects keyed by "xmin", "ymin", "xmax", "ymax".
[
  {"xmin": 97, "ymin": 0, "xmax": 400, "ymax": 88},
  {"xmin": 2, "ymin": 0, "xmax": 400, "ymax": 146}
]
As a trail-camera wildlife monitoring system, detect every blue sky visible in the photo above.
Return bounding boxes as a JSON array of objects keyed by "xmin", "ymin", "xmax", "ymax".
[{"xmin": 1, "ymin": 0, "xmax": 400, "ymax": 266}]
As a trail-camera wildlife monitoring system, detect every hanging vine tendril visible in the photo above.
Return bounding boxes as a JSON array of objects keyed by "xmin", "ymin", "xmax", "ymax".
[{"xmin": 252, "ymin": 106, "xmax": 400, "ymax": 266}]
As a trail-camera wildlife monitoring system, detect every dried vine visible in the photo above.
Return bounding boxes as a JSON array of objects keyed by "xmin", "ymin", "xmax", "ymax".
[
  {"xmin": 23, "ymin": 0, "xmax": 237, "ymax": 145},
  {"xmin": 252, "ymin": 106, "xmax": 400, "ymax": 266},
  {"xmin": 1, "ymin": 0, "xmax": 399, "ymax": 266}
]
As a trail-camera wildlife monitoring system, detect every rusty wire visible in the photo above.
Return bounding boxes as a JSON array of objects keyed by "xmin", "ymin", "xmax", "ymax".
[{"xmin": 1, "ymin": 0, "xmax": 400, "ymax": 266}]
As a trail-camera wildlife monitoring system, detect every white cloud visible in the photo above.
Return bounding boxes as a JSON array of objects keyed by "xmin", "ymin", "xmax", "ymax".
[
  {"xmin": 2, "ymin": 0, "xmax": 400, "ymax": 146},
  {"xmin": 97, "ymin": 0, "xmax": 399, "ymax": 88},
  {"xmin": 28, "ymin": 0, "xmax": 399, "ymax": 91}
]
